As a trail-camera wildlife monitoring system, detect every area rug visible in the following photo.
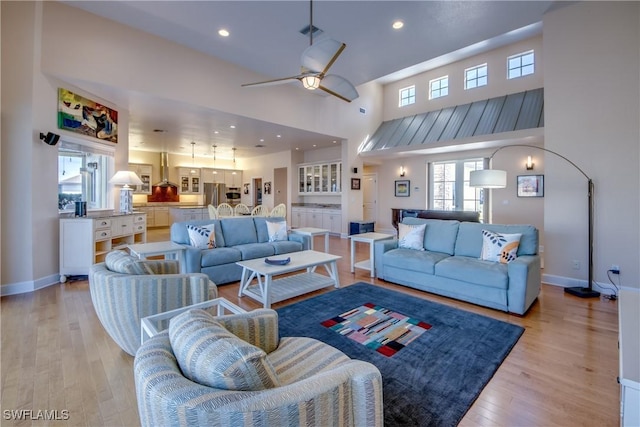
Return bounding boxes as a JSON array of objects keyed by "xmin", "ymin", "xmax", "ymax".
[{"xmin": 276, "ymin": 283, "xmax": 524, "ymax": 427}]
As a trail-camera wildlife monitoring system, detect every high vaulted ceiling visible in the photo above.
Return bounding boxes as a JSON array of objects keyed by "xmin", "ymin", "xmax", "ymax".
[{"xmin": 61, "ymin": 0, "xmax": 557, "ymax": 159}]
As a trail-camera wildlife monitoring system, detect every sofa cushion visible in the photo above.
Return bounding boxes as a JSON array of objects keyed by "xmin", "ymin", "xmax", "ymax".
[
  {"xmin": 480, "ymin": 230, "xmax": 521, "ymax": 263},
  {"xmin": 201, "ymin": 247, "xmax": 242, "ymax": 267},
  {"xmin": 171, "ymin": 219, "xmax": 225, "ymax": 248},
  {"xmin": 169, "ymin": 309, "xmax": 280, "ymax": 391},
  {"xmin": 254, "ymin": 217, "xmax": 286, "ymax": 243},
  {"xmin": 454, "ymin": 222, "xmax": 538, "ymax": 258},
  {"xmin": 402, "ymin": 218, "xmax": 460, "ymax": 255},
  {"xmin": 234, "ymin": 243, "xmax": 275, "ymax": 260},
  {"xmin": 266, "ymin": 220, "xmax": 288, "ymax": 242},
  {"xmin": 105, "ymin": 250, "xmax": 153, "ymax": 275},
  {"xmin": 434, "ymin": 256, "xmax": 509, "ymax": 289},
  {"xmin": 382, "ymin": 248, "xmax": 450, "ymax": 275},
  {"xmin": 398, "ymin": 223, "xmax": 426, "ymax": 250},
  {"xmin": 270, "ymin": 240, "xmax": 303, "ymax": 255},
  {"xmin": 220, "ymin": 217, "xmax": 258, "ymax": 246},
  {"xmin": 186, "ymin": 223, "xmax": 216, "ymax": 249}
]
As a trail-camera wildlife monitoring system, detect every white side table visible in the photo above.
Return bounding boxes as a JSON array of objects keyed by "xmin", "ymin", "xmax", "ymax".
[
  {"xmin": 350, "ymin": 232, "xmax": 394, "ymax": 277},
  {"xmin": 128, "ymin": 241, "xmax": 187, "ymax": 273},
  {"xmin": 140, "ymin": 297, "xmax": 246, "ymax": 344},
  {"xmin": 290, "ymin": 227, "xmax": 330, "ymax": 253}
]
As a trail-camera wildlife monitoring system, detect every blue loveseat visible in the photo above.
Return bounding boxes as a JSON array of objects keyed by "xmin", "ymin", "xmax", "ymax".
[
  {"xmin": 171, "ymin": 217, "xmax": 310, "ymax": 285},
  {"xmin": 374, "ymin": 217, "xmax": 541, "ymax": 315}
]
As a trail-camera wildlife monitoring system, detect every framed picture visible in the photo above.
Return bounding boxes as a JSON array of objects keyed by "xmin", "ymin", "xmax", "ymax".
[
  {"xmin": 351, "ymin": 178, "xmax": 361, "ymax": 190},
  {"xmin": 58, "ymin": 88, "xmax": 118, "ymax": 143},
  {"xmin": 517, "ymin": 175, "xmax": 544, "ymax": 197},
  {"xmin": 264, "ymin": 181, "xmax": 272, "ymax": 194},
  {"xmin": 395, "ymin": 180, "xmax": 410, "ymax": 197}
]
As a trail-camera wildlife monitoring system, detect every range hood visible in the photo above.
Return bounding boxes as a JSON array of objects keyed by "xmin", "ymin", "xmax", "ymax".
[{"xmin": 153, "ymin": 152, "xmax": 178, "ymax": 187}]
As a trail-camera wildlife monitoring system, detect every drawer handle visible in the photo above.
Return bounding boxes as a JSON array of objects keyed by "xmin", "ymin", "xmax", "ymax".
[{"xmin": 101, "ymin": 232, "xmax": 107, "ymax": 237}]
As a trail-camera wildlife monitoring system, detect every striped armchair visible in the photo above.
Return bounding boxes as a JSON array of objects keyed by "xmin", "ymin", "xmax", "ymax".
[
  {"xmin": 134, "ymin": 308, "xmax": 383, "ymax": 427},
  {"xmin": 89, "ymin": 252, "xmax": 218, "ymax": 356}
]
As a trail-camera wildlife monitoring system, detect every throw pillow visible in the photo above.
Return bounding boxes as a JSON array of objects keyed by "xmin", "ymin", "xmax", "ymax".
[
  {"xmin": 169, "ymin": 309, "xmax": 280, "ymax": 391},
  {"xmin": 398, "ymin": 223, "xmax": 426, "ymax": 251},
  {"xmin": 266, "ymin": 220, "xmax": 288, "ymax": 242},
  {"xmin": 105, "ymin": 250, "xmax": 153, "ymax": 275},
  {"xmin": 480, "ymin": 230, "xmax": 522, "ymax": 263},
  {"xmin": 186, "ymin": 224, "xmax": 216, "ymax": 249}
]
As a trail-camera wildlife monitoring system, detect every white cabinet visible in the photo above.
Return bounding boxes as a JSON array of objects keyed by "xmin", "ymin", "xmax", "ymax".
[
  {"xmin": 291, "ymin": 207, "xmax": 305, "ymax": 228},
  {"xmin": 177, "ymin": 168, "xmax": 201, "ymax": 194},
  {"xmin": 59, "ymin": 213, "xmax": 146, "ymax": 281},
  {"xmin": 306, "ymin": 209, "xmax": 324, "ymax": 228},
  {"xmin": 169, "ymin": 207, "xmax": 206, "ymax": 224},
  {"xmin": 322, "ymin": 210, "xmax": 342, "ymax": 234},
  {"xmin": 154, "ymin": 206, "xmax": 170, "ymax": 227},
  {"xmin": 298, "ymin": 161, "xmax": 341, "ymax": 194},
  {"xmin": 225, "ymin": 170, "xmax": 241, "ymax": 187},
  {"xmin": 129, "ymin": 163, "xmax": 152, "ymax": 194}
]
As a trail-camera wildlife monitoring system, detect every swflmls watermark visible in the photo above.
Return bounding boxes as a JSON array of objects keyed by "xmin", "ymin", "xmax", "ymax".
[{"xmin": 3, "ymin": 409, "xmax": 70, "ymax": 421}]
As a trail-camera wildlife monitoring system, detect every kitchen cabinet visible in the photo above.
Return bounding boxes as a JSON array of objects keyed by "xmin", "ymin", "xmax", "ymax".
[
  {"xmin": 59, "ymin": 213, "xmax": 146, "ymax": 282},
  {"xmin": 169, "ymin": 207, "xmax": 207, "ymax": 224},
  {"xmin": 177, "ymin": 168, "xmax": 201, "ymax": 194},
  {"xmin": 322, "ymin": 210, "xmax": 342, "ymax": 235},
  {"xmin": 128, "ymin": 163, "xmax": 152, "ymax": 194},
  {"xmin": 225, "ymin": 170, "xmax": 241, "ymax": 187},
  {"xmin": 201, "ymin": 168, "xmax": 223, "ymax": 184},
  {"xmin": 291, "ymin": 207, "xmax": 305, "ymax": 228},
  {"xmin": 138, "ymin": 206, "xmax": 170, "ymax": 228},
  {"xmin": 298, "ymin": 161, "xmax": 341, "ymax": 194}
]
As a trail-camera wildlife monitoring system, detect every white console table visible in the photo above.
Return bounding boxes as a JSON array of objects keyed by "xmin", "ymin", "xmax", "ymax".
[{"xmin": 59, "ymin": 212, "xmax": 146, "ymax": 282}]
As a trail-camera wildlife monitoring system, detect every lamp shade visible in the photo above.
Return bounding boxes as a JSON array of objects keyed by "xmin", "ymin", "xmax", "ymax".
[
  {"xmin": 469, "ymin": 169, "xmax": 507, "ymax": 188},
  {"xmin": 109, "ymin": 170, "xmax": 143, "ymax": 186}
]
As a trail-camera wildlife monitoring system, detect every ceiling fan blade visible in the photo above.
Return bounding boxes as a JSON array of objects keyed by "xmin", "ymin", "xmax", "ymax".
[
  {"xmin": 301, "ymin": 38, "xmax": 345, "ymax": 74},
  {"xmin": 318, "ymin": 74, "xmax": 359, "ymax": 102},
  {"xmin": 241, "ymin": 75, "xmax": 304, "ymax": 88}
]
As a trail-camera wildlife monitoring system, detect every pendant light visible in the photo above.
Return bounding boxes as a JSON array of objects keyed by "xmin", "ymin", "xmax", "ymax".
[
  {"xmin": 190, "ymin": 141, "xmax": 196, "ymax": 174},
  {"xmin": 232, "ymin": 147, "xmax": 237, "ymax": 174},
  {"xmin": 212, "ymin": 144, "xmax": 218, "ymax": 175}
]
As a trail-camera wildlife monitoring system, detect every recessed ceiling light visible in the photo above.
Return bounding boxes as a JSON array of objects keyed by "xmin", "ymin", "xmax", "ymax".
[
  {"xmin": 276, "ymin": 134, "xmax": 281, "ymax": 138},
  {"xmin": 218, "ymin": 29, "xmax": 229, "ymax": 37},
  {"xmin": 230, "ymin": 125, "xmax": 236, "ymax": 129},
  {"xmin": 259, "ymin": 138, "xmax": 264, "ymax": 142},
  {"xmin": 295, "ymin": 147, "xmax": 299, "ymax": 150},
  {"xmin": 313, "ymin": 144, "xmax": 317, "ymax": 147},
  {"xmin": 214, "ymin": 131, "xmax": 219, "ymax": 134},
  {"xmin": 332, "ymin": 140, "xmax": 337, "ymax": 144},
  {"xmin": 392, "ymin": 20, "xmax": 404, "ymax": 30}
]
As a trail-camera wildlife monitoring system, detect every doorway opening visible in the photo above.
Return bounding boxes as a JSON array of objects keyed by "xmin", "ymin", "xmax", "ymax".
[{"xmin": 253, "ymin": 177, "xmax": 262, "ymax": 207}]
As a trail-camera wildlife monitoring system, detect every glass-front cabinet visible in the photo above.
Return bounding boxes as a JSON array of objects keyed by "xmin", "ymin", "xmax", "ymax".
[
  {"xmin": 177, "ymin": 167, "xmax": 201, "ymax": 194},
  {"xmin": 298, "ymin": 161, "xmax": 341, "ymax": 194}
]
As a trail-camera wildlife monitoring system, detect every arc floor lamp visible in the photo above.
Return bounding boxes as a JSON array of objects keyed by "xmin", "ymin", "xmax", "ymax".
[{"xmin": 469, "ymin": 144, "xmax": 600, "ymax": 298}]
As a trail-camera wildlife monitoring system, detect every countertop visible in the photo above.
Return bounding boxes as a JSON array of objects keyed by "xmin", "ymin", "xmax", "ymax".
[{"xmin": 291, "ymin": 203, "xmax": 341, "ymax": 209}]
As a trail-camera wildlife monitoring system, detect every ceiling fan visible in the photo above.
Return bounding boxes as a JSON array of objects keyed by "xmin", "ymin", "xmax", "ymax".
[{"xmin": 241, "ymin": 0, "xmax": 359, "ymax": 103}]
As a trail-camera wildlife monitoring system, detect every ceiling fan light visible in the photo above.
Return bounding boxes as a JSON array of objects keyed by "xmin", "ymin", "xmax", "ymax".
[{"xmin": 302, "ymin": 75, "xmax": 321, "ymax": 90}]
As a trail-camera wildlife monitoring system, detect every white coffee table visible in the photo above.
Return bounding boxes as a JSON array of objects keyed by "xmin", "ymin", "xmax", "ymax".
[
  {"xmin": 140, "ymin": 297, "xmax": 246, "ymax": 344},
  {"xmin": 350, "ymin": 232, "xmax": 395, "ymax": 277},
  {"xmin": 128, "ymin": 241, "xmax": 187, "ymax": 273},
  {"xmin": 290, "ymin": 227, "xmax": 330, "ymax": 252},
  {"xmin": 237, "ymin": 250, "xmax": 341, "ymax": 308}
]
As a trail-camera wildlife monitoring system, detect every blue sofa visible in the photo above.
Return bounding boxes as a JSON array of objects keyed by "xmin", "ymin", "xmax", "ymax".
[
  {"xmin": 374, "ymin": 218, "xmax": 541, "ymax": 315},
  {"xmin": 171, "ymin": 217, "xmax": 310, "ymax": 285}
]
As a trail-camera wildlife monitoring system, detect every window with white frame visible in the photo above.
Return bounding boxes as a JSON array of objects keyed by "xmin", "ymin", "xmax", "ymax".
[
  {"xmin": 399, "ymin": 85, "xmax": 416, "ymax": 107},
  {"xmin": 429, "ymin": 159, "xmax": 486, "ymax": 222},
  {"xmin": 429, "ymin": 76, "xmax": 449, "ymax": 99},
  {"xmin": 507, "ymin": 50, "xmax": 534, "ymax": 79},
  {"xmin": 465, "ymin": 64, "xmax": 488, "ymax": 89},
  {"xmin": 58, "ymin": 141, "xmax": 114, "ymax": 212}
]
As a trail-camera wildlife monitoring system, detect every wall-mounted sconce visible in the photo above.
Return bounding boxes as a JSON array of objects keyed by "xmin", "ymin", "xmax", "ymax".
[
  {"xmin": 399, "ymin": 166, "xmax": 406, "ymax": 177},
  {"xmin": 525, "ymin": 156, "xmax": 534, "ymax": 170}
]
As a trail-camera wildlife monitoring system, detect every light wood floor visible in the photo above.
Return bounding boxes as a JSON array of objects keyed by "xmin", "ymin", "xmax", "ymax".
[{"xmin": 1, "ymin": 228, "xmax": 619, "ymax": 426}]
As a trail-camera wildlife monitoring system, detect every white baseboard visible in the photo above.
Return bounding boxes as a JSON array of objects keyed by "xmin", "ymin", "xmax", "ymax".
[
  {"xmin": 542, "ymin": 274, "xmax": 616, "ymax": 295},
  {"xmin": 1, "ymin": 274, "xmax": 60, "ymax": 296}
]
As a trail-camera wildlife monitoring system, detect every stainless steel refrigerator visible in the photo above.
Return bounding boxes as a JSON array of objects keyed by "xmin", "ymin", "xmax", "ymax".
[{"xmin": 203, "ymin": 183, "xmax": 225, "ymax": 206}]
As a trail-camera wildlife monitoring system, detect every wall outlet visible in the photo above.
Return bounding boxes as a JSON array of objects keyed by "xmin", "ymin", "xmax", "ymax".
[
  {"xmin": 610, "ymin": 265, "xmax": 620, "ymax": 274},
  {"xmin": 572, "ymin": 260, "xmax": 581, "ymax": 270}
]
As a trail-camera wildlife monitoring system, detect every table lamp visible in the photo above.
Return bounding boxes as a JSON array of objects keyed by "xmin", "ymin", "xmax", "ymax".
[{"xmin": 109, "ymin": 170, "xmax": 143, "ymax": 214}]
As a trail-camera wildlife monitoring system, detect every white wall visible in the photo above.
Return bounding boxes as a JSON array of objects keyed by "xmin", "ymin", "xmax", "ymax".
[
  {"xmin": 543, "ymin": 1, "xmax": 639, "ymax": 290},
  {"xmin": 383, "ymin": 36, "xmax": 543, "ymax": 121}
]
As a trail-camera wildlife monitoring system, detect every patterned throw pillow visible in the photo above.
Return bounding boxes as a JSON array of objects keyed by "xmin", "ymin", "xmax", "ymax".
[
  {"xmin": 266, "ymin": 220, "xmax": 288, "ymax": 242},
  {"xmin": 105, "ymin": 250, "xmax": 153, "ymax": 275},
  {"xmin": 169, "ymin": 309, "xmax": 280, "ymax": 391},
  {"xmin": 398, "ymin": 223, "xmax": 426, "ymax": 251},
  {"xmin": 480, "ymin": 230, "xmax": 522, "ymax": 263},
  {"xmin": 186, "ymin": 224, "xmax": 216, "ymax": 249}
]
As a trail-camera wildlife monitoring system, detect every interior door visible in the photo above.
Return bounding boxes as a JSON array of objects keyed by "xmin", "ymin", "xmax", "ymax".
[
  {"xmin": 273, "ymin": 167, "xmax": 287, "ymax": 207},
  {"xmin": 363, "ymin": 173, "xmax": 377, "ymax": 224}
]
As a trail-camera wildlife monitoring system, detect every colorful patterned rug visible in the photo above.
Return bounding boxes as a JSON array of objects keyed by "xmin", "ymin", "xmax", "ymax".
[
  {"xmin": 277, "ymin": 283, "xmax": 524, "ymax": 427},
  {"xmin": 321, "ymin": 303, "xmax": 431, "ymax": 356}
]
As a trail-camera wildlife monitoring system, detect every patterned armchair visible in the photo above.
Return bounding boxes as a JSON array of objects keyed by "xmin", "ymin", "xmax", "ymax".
[
  {"xmin": 134, "ymin": 308, "xmax": 383, "ymax": 427},
  {"xmin": 89, "ymin": 250, "xmax": 218, "ymax": 356}
]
